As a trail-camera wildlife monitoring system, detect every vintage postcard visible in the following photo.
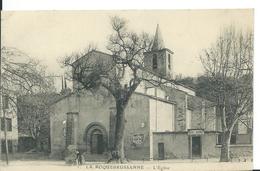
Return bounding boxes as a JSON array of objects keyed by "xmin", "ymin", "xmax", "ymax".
[{"xmin": 0, "ymin": 9, "xmax": 254, "ymax": 171}]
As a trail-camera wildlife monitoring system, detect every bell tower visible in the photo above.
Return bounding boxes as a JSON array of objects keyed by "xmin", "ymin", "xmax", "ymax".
[{"xmin": 144, "ymin": 24, "xmax": 174, "ymax": 79}]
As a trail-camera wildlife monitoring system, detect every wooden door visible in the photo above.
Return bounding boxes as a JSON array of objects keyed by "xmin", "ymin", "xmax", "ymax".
[
  {"xmin": 158, "ymin": 143, "xmax": 165, "ymax": 160},
  {"xmin": 192, "ymin": 136, "xmax": 201, "ymax": 158}
]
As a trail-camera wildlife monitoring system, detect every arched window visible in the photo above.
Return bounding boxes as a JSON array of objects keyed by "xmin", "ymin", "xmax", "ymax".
[
  {"xmin": 168, "ymin": 54, "xmax": 171, "ymax": 69},
  {"xmin": 153, "ymin": 54, "xmax": 158, "ymax": 69}
]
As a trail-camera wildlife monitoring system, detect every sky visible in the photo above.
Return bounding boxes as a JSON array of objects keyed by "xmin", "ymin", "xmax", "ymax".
[{"xmin": 1, "ymin": 9, "xmax": 254, "ymax": 77}]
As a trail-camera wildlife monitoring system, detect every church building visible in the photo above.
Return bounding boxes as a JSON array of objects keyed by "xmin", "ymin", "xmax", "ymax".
[{"xmin": 49, "ymin": 25, "xmax": 252, "ymax": 161}]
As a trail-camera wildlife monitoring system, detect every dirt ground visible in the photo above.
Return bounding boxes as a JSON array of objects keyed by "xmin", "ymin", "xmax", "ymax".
[{"xmin": 0, "ymin": 160, "xmax": 253, "ymax": 171}]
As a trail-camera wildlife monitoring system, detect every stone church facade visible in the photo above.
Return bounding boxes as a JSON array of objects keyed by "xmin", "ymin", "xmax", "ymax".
[{"xmin": 49, "ymin": 25, "xmax": 252, "ymax": 161}]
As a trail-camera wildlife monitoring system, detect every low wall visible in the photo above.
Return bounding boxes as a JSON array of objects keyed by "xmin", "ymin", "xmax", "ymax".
[
  {"xmin": 215, "ymin": 144, "xmax": 253, "ymax": 159},
  {"xmin": 153, "ymin": 132, "xmax": 253, "ymax": 160},
  {"xmin": 230, "ymin": 144, "xmax": 253, "ymax": 158}
]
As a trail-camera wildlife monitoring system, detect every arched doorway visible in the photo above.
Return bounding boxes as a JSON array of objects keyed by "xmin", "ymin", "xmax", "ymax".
[
  {"xmin": 91, "ymin": 129, "xmax": 104, "ymax": 154},
  {"xmin": 84, "ymin": 122, "xmax": 108, "ymax": 154}
]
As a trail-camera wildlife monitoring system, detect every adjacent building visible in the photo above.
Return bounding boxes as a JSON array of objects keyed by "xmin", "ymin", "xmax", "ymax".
[{"xmin": 0, "ymin": 95, "xmax": 19, "ymax": 155}]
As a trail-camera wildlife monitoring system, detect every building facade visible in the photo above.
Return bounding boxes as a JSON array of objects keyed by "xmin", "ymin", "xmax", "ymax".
[
  {"xmin": 49, "ymin": 25, "xmax": 252, "ymax": 161},
  {"xmin": 0, "ymin": 96, "xmax": 19, "ymax": 156}
]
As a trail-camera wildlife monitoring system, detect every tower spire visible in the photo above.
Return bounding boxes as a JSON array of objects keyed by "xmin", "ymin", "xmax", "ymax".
[{"xmin": 151, "ymin": 24, "xmax": 165, "ymax": 51}]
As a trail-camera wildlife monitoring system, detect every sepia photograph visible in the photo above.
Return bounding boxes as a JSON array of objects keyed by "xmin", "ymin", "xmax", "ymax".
[{"xmin": 0, "ymin": 8, "xmax": 254, "ymax": 171}]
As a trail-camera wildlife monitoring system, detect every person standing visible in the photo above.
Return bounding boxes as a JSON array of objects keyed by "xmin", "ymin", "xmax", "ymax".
[{"xmin": 75, "ymin": 150, "xmax": 82, "ymax": 166}]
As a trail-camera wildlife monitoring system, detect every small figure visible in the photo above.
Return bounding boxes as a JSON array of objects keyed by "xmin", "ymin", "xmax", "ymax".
[
  {"xmin": 75, "ymin": 150, "xmax": 82, "ymax": 166},
  {"xmin": 78, "ymin": 152, "xmax": 83, "ymax": 165}
]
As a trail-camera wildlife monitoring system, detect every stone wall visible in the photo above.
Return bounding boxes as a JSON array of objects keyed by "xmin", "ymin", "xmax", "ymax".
[
  {"xmin": 153, "ymin": 132, "xmax": 189, "ymax": 159},
  {"xmin": 65, "ymin": 112, "xmax": 79, "ymax": 147},
  {"xmin": 124, "ymin": 93, "xmax": 150, "ymax": 160},
  {"xmin": 236, "ymin": 134, "xmax": 252, "ymax": 144},
  {"xmin": 50, "ymin": 89, "xmax": 114, "ymax": 159},
  {"xmin": 201, "ymin": 132, "xmax": 220, "ymax": 158},
  {"xmin": 229, "ymin": 145, "xmax": 253, "ymax": 158},
  {"xmin": 49, "ymin": 96, "xmax": 69, "ymax": 159},
  {"xmin": 189, "ymin": 96, "xmax": 203, "ymax": 129},
  {"xmin": 144, "ymin": 49, "xmax": 174, "ymax": 79},
  {"xmin": 50, "ymin": 90, "xmax": 151, "ymax": 160},
  {"xmin": 215, "ymin": 144, "xmax": 253, "ymax": 159},
  {"xmin": 187, "ymin": 95, "xmax": 216, "ymax": 131},
  {"xmin": 204, "ymin": 101, "xmax": 216, "ymax": 131},
  {"xmin": 153, "ymin": 132, "xmax": 252, "ymax": 160},
  {"xmin": 164, "ymin": 87, "xmax": 186, "ymax": 131},
  {"xmin": 163, "ymin": 86, "xmax": 216, "ymax": 132},
  {"xmin": 50, "ymin": 83, "xmax": 218, "ymax": 161},
  {"xmin": 153, "ymin": 132, "xmax": 221, "ymax": 159}
]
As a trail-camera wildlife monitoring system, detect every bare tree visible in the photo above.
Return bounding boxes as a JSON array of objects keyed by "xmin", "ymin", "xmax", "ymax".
[
  {"xmin": 63, "ymin": 16, "xmax": 175, "ymax": 162},
  {"xmin": 1, "ymin": 46, "xmax": 55, "ymax": 152},
  {"xmin": 200, "ymin": 27, "xmax": 253, "ymax": 162},
  {"xmin": 1, "ymin": 47, "xmax": 54, "ymax": 108}
]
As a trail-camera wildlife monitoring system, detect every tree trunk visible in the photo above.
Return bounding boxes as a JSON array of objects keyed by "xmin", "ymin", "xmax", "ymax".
[
  {"xmin": 109, "ymin": 100, "xmax": 127, "ymax": 163},
  {"xmin": 220, "ymin": 117, "xmax": 238, "ymax": 162},
  {"xmin": 35, "ymin": 138, "xmax": 41, "ymax": 152},
  {"xmin": 220, "ymin": 131, "xmax": 231, "ymax": 162},
  {"xmin": 218, "ymin": 101, "xmax": 232, "ymax": 162}
]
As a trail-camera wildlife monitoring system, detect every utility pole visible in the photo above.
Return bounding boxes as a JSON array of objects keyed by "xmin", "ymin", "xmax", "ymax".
[{"xmin": 3, "ymin": 95, "xmax": 9, "ymax": 165}]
